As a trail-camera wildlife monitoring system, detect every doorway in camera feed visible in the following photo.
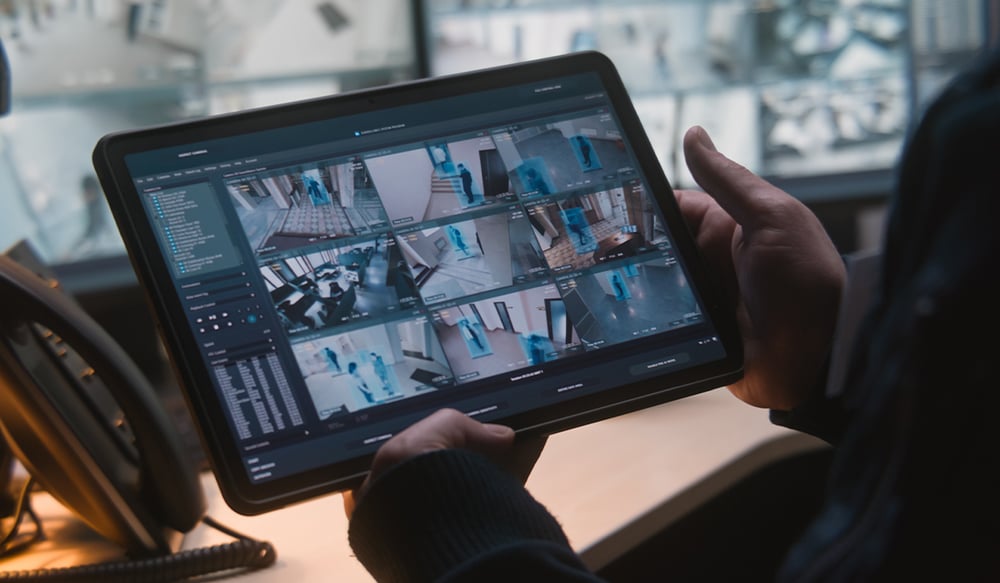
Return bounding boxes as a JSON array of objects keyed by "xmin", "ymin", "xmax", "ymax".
[
  {"xmin": 431, "ymin": 282, "xmax": 584, "ymax": 384},
  {"xmin": 367, "ymin": 134, "xmax": 517, "ymax": 225},
  {"xmin": 557, "ymin": 254, "xmax": 703, "ymax": 349}
]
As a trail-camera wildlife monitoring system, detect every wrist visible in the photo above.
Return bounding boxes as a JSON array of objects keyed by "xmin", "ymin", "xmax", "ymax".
[{"xmin": 349, "ymin": 449, "xmax": 570, "ymax": 582}]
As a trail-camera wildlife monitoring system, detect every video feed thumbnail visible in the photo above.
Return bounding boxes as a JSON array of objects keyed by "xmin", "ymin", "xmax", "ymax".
[
  {"xmin": 493, "ymin": 112, "xmax": 632, "ymax": 197},
  {"xmin": 527, "ymin": 183, "xmax": 668, "ymax": 273},
  {"xmin": 226, "ymin": 157, "xmax": 388, "ymax": 257},
  {"xmin": 431, "ymin": 283, "xmax": 583, "ymax": 384},
  {"xmin": 260, "ymin": 235, "xmax": 417, "ymax": 335},
  {"xmin": 292, "ymin": 316, "xmax": 453, "ymax": 418},
  {"xmin": 395, "ymin": 209, "xmax": 548, "ymax": 305},
  {"xmin": 366, "ymin": 134, "xmax": 517, "ymax": 225},
  {"xmin": 557, "ymin": 255, "xmax": 702, "ymax": 348}
]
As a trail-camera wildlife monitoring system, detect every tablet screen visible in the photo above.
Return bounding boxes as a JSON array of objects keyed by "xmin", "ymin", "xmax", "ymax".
[{"xmin": 93, "ymin": 52, "xmax": 741, "ymax": 514}]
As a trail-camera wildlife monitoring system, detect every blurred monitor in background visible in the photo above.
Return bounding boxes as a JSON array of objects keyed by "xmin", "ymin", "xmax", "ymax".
[
  {"xmin": 0, "ymin": 0, "xmax": 990, "ymax": 284},
  {"xmin": 419, "ymin": 0, "xmax": 990, "ymax": 201},
  {"xmin": 0, "ymin": 0, "xmax": 421, "ymax": 285}
]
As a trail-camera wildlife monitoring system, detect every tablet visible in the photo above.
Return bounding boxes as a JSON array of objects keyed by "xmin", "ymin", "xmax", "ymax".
[{"xmin": 92, "ymin": 51, "xmax": 742, "ymax": 516}]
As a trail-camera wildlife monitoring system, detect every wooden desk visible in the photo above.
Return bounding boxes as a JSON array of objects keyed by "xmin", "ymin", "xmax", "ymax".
[{"xmin": 1, "ymin": 388, "xmax": 828, "ymax": 581}]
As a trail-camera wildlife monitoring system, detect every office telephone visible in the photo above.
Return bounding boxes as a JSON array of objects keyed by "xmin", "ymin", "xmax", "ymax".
[{"xmin": 0, "ymin": 243, "xmax": 275, "ymax": 579}]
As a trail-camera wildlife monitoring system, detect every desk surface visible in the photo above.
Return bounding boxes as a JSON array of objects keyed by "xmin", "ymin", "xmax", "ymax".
[{"xmin": 1, "ymin": 388, "xmax": 827, "ymax": 581}]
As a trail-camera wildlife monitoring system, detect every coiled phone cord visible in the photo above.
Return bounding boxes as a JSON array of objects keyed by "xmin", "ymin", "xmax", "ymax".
[{"xmin": 0, "ymin": 479, "xmax": 277, "ymax": 582}]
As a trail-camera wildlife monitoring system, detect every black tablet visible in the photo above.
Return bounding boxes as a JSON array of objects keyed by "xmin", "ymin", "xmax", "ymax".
[{"xmin": 92, "ymin": 51, "xmax": 742, "ymax": 515}]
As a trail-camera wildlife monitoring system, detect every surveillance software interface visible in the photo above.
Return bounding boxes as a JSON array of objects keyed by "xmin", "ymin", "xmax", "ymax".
[{"xmin": 124, "ymin": 72, "xmax": 728, "ymax": 483}]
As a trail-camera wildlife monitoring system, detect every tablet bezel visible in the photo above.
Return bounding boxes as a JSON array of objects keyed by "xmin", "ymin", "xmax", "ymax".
[{"xmin": 93, "ymin": 51, "xmax": 743, "ymax": 515}]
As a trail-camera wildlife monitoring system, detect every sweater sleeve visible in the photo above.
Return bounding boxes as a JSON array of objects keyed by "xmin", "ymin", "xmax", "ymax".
[
  {"xmin": 770, "ymin": 251, "xmax": 882, "ymax": 445},
  {"xmin": 348, "ymin": 449, "xmax": 603, "ymax": 583},
  {"xmin": 768, "ymin": 380, "xmax": 848, "ymax": 445}
]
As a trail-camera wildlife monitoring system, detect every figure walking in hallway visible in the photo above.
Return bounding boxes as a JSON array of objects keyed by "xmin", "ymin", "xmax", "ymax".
[{"xmin": 458, "ymin": 163, "xmax": 475, "ymax": 204}]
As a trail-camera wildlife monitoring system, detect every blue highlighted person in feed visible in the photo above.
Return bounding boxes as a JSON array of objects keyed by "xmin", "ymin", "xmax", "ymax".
[{"xmin": 458, "ymin": 318, "xmax": 492, "ymax": 358}]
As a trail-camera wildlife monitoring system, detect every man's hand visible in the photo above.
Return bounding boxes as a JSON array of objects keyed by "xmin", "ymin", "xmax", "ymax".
[
  {"xmin": 676, "ymin": 126, "xmax": 846, "ymax": 411},
  {"xmin": 343, "ymin": 409, "xmax": 546, "ymax": 518}
]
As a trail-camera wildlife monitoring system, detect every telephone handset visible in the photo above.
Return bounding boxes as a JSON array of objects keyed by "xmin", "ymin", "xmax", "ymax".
[
  {"xmin": 0, "ymin": 247, "xmax": 275, "ymax": 579},
  {"xmin": 0, "ymin": 250, "xmax": 204, "ymax": 554}
]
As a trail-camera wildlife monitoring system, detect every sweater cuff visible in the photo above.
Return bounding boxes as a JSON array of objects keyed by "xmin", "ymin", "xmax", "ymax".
[
  {"xmin": 348, "ymin": 449, "xmax": 572, "ymax": 583},
  {"xmin": 771, "ymin": 251, "xmax": 880, "ymax": 444},
  {"xmin": 769, "ymin": 392, "xmax": 846, "ymax": 445},
  {"xmin": 769, "ymin": 353, "xmax": 848, "ymax": 444}
]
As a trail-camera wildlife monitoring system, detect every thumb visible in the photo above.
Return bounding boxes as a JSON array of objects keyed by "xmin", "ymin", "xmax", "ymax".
[
  {"xmin": 371, "ymin": 409, "xmax": 514, "ymax": 480},
  {"xmin": 466, "ymin": 422, "xmax": 517, "ymax": 456},
  {"xmin": 682, "ymin": 126, "xmax": 786, "ymax": 230}
]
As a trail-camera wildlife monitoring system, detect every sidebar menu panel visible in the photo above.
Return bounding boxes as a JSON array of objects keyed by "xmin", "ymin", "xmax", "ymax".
[
  {"xmin": 142, "ymin": 181, "xmax": 309, "ymax": 445},
  {"xmin": 145, "ymin": 182, "xmax": 242, "ymax": 278}
]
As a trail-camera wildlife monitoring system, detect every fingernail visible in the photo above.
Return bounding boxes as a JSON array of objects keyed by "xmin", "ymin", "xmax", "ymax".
[
  {"xmin": 696, "ymin": 126, "xmax": 718, "ymax": 152},
  {"xmin": 484, "ymin": 424, "xmax": 514, "ymax": 438}
]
